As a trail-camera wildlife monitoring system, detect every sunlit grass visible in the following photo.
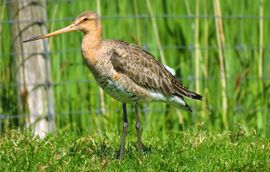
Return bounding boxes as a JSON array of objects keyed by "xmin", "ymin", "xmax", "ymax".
[{"xmin": 0, "ymin": 129, "xmax": 269, "ymax": 171}]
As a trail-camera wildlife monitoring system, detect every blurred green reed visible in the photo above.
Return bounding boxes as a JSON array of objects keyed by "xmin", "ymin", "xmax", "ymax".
[{"xmin": 0, "ymin": 0, "xmax": 269, "ymax": 136}]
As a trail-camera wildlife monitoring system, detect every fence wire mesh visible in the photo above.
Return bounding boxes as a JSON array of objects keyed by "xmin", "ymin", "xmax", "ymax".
[{"xmin": 0, "ymin": 0, "xmax": 269, "ymax": 134}]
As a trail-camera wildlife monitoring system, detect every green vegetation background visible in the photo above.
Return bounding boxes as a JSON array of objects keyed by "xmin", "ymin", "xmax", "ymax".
[{"xmin": 1, "ymin": 0, "xmax": 270, "ymax": 136}]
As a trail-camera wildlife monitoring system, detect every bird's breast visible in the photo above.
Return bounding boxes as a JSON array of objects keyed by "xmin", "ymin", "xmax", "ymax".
[
  {"xmin": 83, "ymin": 54, "xmax": 138, "ymax": 102},
  {"xmin": 101, "ymin": 79, "xmax": 139, "ymax": 102},
  {"xmin": 81, "ymin": 49, "xmax": 98, "ymax": 67}
]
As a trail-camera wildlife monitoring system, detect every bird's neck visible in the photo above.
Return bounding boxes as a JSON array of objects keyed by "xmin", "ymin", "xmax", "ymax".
[
  {"xmin": 82, "ymin": 26, "xmax": 102, "ymax": 48},
  {"xmin": 81, "ymin": 27, "xmax": 102, "ymax": 66}
]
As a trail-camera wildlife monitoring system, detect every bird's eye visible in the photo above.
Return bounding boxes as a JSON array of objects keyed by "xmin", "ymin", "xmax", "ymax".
[{"xmin": 83, "ymin": 18, "xmax": 89, "ymax": 21}]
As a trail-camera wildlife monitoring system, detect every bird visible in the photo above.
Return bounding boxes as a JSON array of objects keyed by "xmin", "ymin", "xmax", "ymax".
[{"xmin": 23, "ymin": 11, "xmax": 202, "ymax": 159}]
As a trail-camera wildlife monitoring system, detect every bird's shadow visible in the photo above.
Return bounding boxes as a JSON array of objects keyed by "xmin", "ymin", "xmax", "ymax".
[{"xmin": 67, "ymin": 136, "xmax": 153, "ymax": 161}]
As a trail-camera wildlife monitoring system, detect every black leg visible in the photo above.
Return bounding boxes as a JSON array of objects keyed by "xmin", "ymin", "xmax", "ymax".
[
  {"xmin": 135, "ymin": 103, "xmax": 142, "ymax": 155},
  {"xmin": 117, "ymin": 103, "xmax": 128, "ymax": 160}
]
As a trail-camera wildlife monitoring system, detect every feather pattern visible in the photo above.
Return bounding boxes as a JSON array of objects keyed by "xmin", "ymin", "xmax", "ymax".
[{"xmin": 110, "ymin": 41, "xmax": 202, "ymax": 102}]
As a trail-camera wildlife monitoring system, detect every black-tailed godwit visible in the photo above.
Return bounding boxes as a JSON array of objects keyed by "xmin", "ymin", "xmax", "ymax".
[{"xmin": 24, "ymin": 11, "xmax": 202, "ymax": 159}]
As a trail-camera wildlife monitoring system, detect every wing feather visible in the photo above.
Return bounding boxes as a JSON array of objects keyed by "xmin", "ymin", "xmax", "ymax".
[{"xmin": 110, "ymin": 41, "xmax": 202, "ymax": 100}]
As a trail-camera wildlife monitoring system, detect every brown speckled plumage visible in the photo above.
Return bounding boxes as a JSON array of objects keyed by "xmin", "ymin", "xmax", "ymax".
[{"xmin": 23, "ymin": 11, "xmax": 202, "ymax": 159}]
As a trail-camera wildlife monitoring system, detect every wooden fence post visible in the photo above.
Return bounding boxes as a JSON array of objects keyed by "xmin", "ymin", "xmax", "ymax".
[{"xmin": 8, "ymin": 0, "xmax": 55, "ymax": 138}]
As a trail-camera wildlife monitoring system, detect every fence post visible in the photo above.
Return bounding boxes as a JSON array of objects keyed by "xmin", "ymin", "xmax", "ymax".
[{"xmin": 8, "ymin": 0, "xmax": 55, "ymax": 138}]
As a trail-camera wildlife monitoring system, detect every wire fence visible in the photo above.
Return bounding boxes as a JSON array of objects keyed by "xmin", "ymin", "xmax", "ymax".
[
  {"xmin": 1, "ymin": 45, "xmax": 270, "ymax": 58},
  {"xmin": 1, "ymin": 75, "xmax": 270, "ymax": 92},
  {"xmin": 2, "ymin": 14, "xmax": 270, "ymax": 25},
  {"xmin": 1, "ymin": 0, "xmax": 269, "ymax": 134}
]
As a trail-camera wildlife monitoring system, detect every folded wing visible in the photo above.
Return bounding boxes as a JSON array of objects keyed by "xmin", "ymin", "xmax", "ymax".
[{"xmin": 110, "ymin": 41, "xmax": 202, "ymax": 100}]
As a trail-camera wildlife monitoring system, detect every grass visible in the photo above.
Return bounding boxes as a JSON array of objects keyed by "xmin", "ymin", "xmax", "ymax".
[
  {"xmin": 1, "ymin": 0, "xmax": 270, "ymax": 143},
  {"xmin": 0, "ymin": 129, "xmax": 269, "ymax": 171}
]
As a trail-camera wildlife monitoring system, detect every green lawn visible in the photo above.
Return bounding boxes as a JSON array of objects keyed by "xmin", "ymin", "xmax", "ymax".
[{"xmin": 0, "ymin": 130, "xmax": 269, "ymax": 171}]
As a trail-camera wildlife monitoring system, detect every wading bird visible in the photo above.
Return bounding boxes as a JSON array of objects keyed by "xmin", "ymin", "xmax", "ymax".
[{"xmin": 24, "ymin": 11, "xmax": 202, "ymax": 159}]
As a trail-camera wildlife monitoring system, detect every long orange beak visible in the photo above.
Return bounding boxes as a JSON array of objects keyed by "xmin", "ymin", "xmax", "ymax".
[{"xmin": 23, "ymin": 24, "xmax": 77, "ymax": 43}]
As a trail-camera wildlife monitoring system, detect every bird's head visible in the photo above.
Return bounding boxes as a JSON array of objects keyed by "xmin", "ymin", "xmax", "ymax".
[
  {"xmin": 23, "ymin": 11, "xmax": 101, "ymax": 43},
  {"xmin": 73, "ymin": 11, "xmax": 101, "ymax": 34}
]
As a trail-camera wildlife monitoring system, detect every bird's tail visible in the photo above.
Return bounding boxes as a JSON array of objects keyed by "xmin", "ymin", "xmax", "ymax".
[
  {"xmin": 169, "ymin": 95, "xmax": 193, "ymax": 112},
  {"xmin": 181, "ymin": 89, "xmax": 202, "ymax": 100},
  {"xmin": 172, "ymin": 80, "xmax": 202, "ymax": 100}
]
